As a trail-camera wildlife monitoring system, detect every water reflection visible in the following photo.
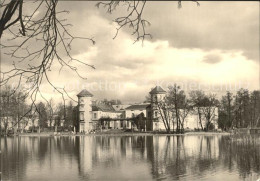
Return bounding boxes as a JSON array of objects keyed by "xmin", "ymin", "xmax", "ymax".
[{"xmin": 2, "ymin": 135, "xmax": 260, "ymax": 181}]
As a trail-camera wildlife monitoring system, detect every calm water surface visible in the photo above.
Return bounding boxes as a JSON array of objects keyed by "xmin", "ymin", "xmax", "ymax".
[{"xmin": 2, "ymin": 135, "xmax": 260, "ymax": 181}]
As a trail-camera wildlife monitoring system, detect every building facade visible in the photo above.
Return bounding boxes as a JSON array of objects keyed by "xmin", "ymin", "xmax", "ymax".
[
  {"xmin": 77, "ymin": 89, "xmax": 93, "ymax": 133},
  {"xmin": 77, "ymin": 86, "xmax": 218, "ymax": 133}
]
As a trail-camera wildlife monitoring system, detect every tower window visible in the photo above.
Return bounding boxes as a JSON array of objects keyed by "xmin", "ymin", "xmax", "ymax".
[
  {"xmin": 154, "ymin": 95, "xmax": 158, "ymax": 102},
  {"xmin": 80, "ymin": 112, "xmax": 84, "ymax": 120}
]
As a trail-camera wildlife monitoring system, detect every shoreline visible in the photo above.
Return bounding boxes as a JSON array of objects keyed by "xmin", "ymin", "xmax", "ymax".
[{"xmin": 4, "ymin": 131, "xmax": 232, "ymax": 137}]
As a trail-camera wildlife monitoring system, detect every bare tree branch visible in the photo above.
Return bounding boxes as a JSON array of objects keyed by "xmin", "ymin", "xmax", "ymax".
[{"xmin": 0, "ymin": 0, "xmax": 95, "ymax": 127}]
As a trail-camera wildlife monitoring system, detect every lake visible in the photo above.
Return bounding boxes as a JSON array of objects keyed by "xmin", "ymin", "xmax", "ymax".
[{"xmin": 1, "ymin": 135, "xmax": 260, "ymax": 181}]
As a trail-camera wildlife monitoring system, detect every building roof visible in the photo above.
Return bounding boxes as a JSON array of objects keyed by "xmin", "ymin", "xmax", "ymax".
[
  {"xmin": 92, "ymin": 104, "xmax": 115, "ymax": 112},
  {"xmin": 149, "ymin": 86, "xmax": 166, "ymax": 94},
  {"xmin": 125, "ymin": 104, "xmax": 150, "ymax": 110},
  {"xmin": 112, "ymin": 105, "xmax": 131, "ymax": 111},
  {"xmin": 77, "ymin": 89, "xmax": 93, "ymax": 97}
]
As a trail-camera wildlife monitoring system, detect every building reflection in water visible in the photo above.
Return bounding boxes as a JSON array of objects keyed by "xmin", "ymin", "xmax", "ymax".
[{"xmin": 1, "ymin": 135, "xmax": 260, "ymax": 181}]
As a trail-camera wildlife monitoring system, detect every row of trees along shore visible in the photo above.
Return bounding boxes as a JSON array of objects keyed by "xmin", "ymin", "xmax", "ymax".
[
  {"xmin": 150, "ymin": 85, "xmax": 260, "ymax": 133},
  {"xmin": 0, "ymin": 86, "xmax": 75, "ymax": 135},
  {"xmin": 1, "ymin": 84, "xmax": 260, "ymax": 134}
]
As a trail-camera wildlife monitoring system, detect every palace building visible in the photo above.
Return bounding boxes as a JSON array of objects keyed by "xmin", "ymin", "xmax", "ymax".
[{"xmin": 77, "ymin": 86, "xmax": 218, "ymax": 133}]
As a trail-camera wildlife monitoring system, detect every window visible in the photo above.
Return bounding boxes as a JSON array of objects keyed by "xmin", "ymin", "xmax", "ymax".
[
  {"xmin": 93, "ymin": 113, "xmax": 97, "ymax": 119},
  {"xmin": 155, "ymin": 111, "xmax": 158, "ymax": 118},
  {"xmin": 80, "ymin": 104, "xmax": 84, "ymax": 109},
  {"xmin": 80, "ymin": 112, "xmax": 84, "ymax": 120},
  {"xmin": 154, "ymin": 95, "xmax": 157, "ymax": 102}
]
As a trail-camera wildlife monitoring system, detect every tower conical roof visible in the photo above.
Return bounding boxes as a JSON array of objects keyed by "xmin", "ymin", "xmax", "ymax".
[
  {"xmin": 77, "ymin": 89, "xmax": 93, "ymax": 97},
  {"xmin": 149, "ymin": 86, "xmax": 166, "ymax": 94}
]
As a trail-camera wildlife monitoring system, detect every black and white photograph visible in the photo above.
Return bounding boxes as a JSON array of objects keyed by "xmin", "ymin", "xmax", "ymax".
[{"xmin": 0, "ymin": 1, "xmax": 259, "ymax": 181}]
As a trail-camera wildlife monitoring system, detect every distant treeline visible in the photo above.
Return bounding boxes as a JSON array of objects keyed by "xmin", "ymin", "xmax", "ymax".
[
  {"xmin": 218, "ymin": 89, "xmax": 260, "ymax": 130},
  {"xmin": 0, "ymin": 86, "xmax": 75, "ymax": 134}
]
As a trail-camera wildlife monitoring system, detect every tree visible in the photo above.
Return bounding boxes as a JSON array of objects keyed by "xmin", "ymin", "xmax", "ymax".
[
  {"xmin": 156, "ymin": 95, "xmax": 172, "ymax": 133},
  {"xmin": 189, "ymin": 90, "xmax": 206, "ymax": 130},
  {"xmin": 218, "ymin": 111, "xmax": 228, "ymax": 131},
  {"xmin": 12, "ymin": 91, "xmax": 29, "ymax": 132},
  {"xmin": 234, "ymin": 89, "xmax": 250, "ymax": 128},
  {"xmin": 36, "ymin": 102, "xmax": 48, "ymax": 131},
  {"xmin": 55, "ymin": 102, "xmax": 65, "ymax": 127},
  {"xmin": 218, "ymin": 91, "xmax": 233, "ymax": 131},
  {"xmin": 0, "ymin": 85, "xmax": 29, "ymax": 134},
  {"xmin": 178, "ymin": 96, "xmax": 192, "ymax": 133},
  {"xmin": 100, "ymin": 99, "xmax": 122, "ymax": 105},
  {"xmin": 29, "ymin": 112, "xmax": 38, "ymax": 133},
  {"xmin": 46, "ymin": 98, "xmax": 55, "ymax": 129},
  {"xmin": 201, "ymin": 94, "xmax": 219, "ymax": 131},
  {"xmin": 54, "ymin": 101, "xmax": 75, "ymax": 129},
  {"xmin": 72, "ymin": 105, "xmax": 79, "ymax": 132},
  {"xmin": 64, "ymin": 101, "xmax": 74, "ymax": 128},
  {"xmin": 218, "ymin": 89, "xmax": 259, "ymax": 130},
  {"xmin": 0, "ymin": 86, "xmax": 17, "ymax": 135},
  {"xmin": 225, "ymin": 91, "xmax": 233, "ymax": 128},
  {"xmin": 249, "ymin": 90, "xmax": 260, "ymax": 127},
  {"xmin": 154, "ymin": 84, "xmax": 191, "ymax": 134},
  {"xmin": 133, "ymin": 112, "xmax": 146, "ymax": 131},
  {"xmin": 168, "ymin": 84, "xmax": 189, "ymax": 133}
]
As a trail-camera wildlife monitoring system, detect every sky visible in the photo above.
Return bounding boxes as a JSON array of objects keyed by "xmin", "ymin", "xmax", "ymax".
[{"xmin": 1, "ymin": 1, "xmax": 259, "ymax": 105}]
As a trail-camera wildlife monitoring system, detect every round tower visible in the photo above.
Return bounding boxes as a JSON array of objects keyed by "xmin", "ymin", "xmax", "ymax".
[
  {"xmin": 149, "ymin": 86, "xmax": 166, "ymax": 130},
  {"xmin": 77, "ymin": 89, "xmax": 93, "ymax": 133}
]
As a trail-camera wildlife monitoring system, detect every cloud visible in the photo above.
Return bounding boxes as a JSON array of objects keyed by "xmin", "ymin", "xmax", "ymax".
[
  {"xmin": 141, "ymin": 1, "xmax": 259, "ymax": 62},
  {"xmin": 202, "ymin": 54, "xmax": 222, "ymax": 64},
  {"xmin": 59, "ymin": 1, "xmax": 258, "ymax": 62},
  {"xmin": 63, "ymin": 36, "xmax": 258, "ymax": 103},
  {"xmin": 1, "ymin": 1, "xmax": 259, "ymax": 104}
]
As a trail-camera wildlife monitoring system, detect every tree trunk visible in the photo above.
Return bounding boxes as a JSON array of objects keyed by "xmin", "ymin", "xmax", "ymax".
[
  {"xmin": 4, "ymin": 121, "xmax": 8, "ymax": 135},
  {"xmin": 198, "ymin": 108, "xmax": 204, "ymax": 130}
]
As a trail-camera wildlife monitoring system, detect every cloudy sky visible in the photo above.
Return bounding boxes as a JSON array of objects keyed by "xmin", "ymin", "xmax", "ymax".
[{"xmin": 1, "ymin": 1, "xmax": 259, "ymax": 104}]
